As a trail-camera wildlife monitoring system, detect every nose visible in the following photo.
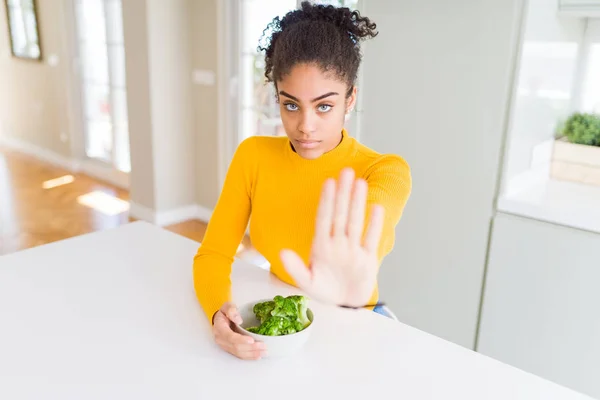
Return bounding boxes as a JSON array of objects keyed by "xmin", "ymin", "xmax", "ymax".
[{"xmin": 297, "ymin": 109, "xmax": 317, "ymax": 135}]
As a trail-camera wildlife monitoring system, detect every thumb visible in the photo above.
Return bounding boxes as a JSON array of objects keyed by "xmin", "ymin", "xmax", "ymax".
[
  {"xmin": 280, "ymin": 249, "xmax": 312, "ymax": 291},
  {"xmin": 221, "ymin": 302, "xmax": 242, "ymax": 325}
]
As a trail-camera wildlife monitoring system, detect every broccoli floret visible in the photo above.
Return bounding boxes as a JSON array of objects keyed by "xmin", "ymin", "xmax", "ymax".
[
  {"xmin": 246, "ymin": 326, "xmax": 259, "ymax": 333},
  {"xmin": 271, "ymin": 295, "xmax": 298, "ymax": 319},
  {"xmin": 293, "ymin": 320, "xmax": 304, "ymax": 332},
  {"xmin": 256, "ymin": 316, "xmax": 298, "ymax": 336},
  {"xmin": 253, "ymin": 300, "xmax": 275, "ymax": 323},
  {"xmin": 286, "ymin": 295, "xmax": 311, "ymax": 329}
]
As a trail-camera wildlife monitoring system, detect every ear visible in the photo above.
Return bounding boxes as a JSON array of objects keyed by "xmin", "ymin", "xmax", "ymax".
[
  {"xmin": 346, "ymin": 86, "xmax": 358, "ymax": 113},
  {"xmin": 274, "ymin": 81, "xmax": 280, "ymax": 103}
]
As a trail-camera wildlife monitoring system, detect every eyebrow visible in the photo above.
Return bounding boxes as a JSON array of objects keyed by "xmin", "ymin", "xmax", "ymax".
[{"xmin": 279, "ymin": 91, "xmax": 339, "ymax": 102}]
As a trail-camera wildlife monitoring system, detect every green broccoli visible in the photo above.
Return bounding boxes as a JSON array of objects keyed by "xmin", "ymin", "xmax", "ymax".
[
  {"xmin": 256, "ymin": 316, "xmax": 298, "ymax": 336},
  {"xmin": 247, "ymin": 295, "xmax": 311, "ymax": 336},
  {"xmin": 286, "ymin": 295, "xmax": 311, "ymax": 329},
  {"xmin": 253, "ymin": 300, "xmax": 275, "ymax": 323},
  {"xmin": 270, "ymin": 295, "xmax": 298, "ymax": 319},
  {"xmin": 293, "ymin": 320, "xmax": 304, "ymax": 332}
]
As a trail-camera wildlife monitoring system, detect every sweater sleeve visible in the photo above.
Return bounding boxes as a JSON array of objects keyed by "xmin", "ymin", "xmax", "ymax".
[
  {"xmin": 192, "ymin": 137, "xmax": 257, "ymax": 322},
  {"xmin": 364, "ymin": 154, "xmax": 412, "ymax": 264}
]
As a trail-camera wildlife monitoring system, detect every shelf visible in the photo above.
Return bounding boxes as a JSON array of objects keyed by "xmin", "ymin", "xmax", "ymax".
[
  {"xmin": 497, "ymin": 177, "xmax": 600, "ymax": 234},
  {"xmin": 558, "ymin": 0, "xmax": 600, "ymax": 17}
]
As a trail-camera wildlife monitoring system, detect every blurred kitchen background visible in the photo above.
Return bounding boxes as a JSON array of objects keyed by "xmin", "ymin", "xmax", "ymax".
[{"xmin": 1, "ymin": 0, "xmax": 600, "ymax": 398}]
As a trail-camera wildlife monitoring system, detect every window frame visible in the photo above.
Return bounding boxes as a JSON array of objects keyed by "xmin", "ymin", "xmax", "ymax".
[{"xmin": 4, "ymin": 0, "xmax": 43, "ymax": 61}]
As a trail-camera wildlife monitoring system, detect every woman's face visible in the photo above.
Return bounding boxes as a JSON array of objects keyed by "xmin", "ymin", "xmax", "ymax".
[{"xmin": 276, "ymin": 63, "xmax": 357, "ymax": 159}]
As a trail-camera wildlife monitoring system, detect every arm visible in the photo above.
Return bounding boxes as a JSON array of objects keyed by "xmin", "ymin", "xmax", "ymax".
[
  {"xmin": 363, "ymin": 154, "xmax": 412, "ymax": 264},
  {"xmin": 361, "ymin": 154, "xmax": 412, "ymax": 307},
  {"xmin": 192, "ymin": 137, "xmax": 258, "ymax": 322}
]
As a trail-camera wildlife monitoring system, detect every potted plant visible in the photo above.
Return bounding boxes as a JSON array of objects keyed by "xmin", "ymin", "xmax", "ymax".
[{"xmin": 551, "ymin": 112, "xmax": 600, "ymax": 187}]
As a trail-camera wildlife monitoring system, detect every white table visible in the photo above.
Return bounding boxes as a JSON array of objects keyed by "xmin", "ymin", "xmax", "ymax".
[{"xmin": 0, "ymin": 221, "xmax": 592, "ymax": 399}]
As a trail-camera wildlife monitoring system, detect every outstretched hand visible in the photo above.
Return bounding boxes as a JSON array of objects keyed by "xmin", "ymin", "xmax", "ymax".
[{"xmin": 280, "ymin": 167, "xmax": 384, "ymax": 308}]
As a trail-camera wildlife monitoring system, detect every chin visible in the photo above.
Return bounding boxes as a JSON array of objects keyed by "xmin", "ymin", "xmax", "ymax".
[{"xmin": 296, "ymin": 148, "xmax": 323, "ymax": 160}]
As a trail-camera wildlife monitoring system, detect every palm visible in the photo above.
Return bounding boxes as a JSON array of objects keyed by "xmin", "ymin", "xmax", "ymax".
[{"xmin": 281, "ymin": 168, "xmax": 384, "ymax": 308}]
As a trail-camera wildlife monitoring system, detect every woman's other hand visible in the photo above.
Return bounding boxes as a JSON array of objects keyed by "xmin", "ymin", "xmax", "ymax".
[{"xmin": 212, "ymin": 302, "xmax": 267, "ymax": 360}]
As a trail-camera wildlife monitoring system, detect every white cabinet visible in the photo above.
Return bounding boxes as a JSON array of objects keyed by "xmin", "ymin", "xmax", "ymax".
[
  {"xmin": 558, "ymin": 0, "xmax": 600, "ymax": 17},
  {"xmin": 478, "ymin": 212, "xmax": 600, "ymax": 399}
]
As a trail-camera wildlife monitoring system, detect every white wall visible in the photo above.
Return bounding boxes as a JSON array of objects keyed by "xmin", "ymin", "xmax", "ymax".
[
  {"xmin": 359, "ymin": 0, "xmax": 524, "ymax": 348},
  {"xmin": 478, "ymin": 212, "xmax": 600, "ymax": 399},
  {"xmin": 0, "ymin": 0, "xmax": 72, "ymax": 157},
  {"xmin": 502, "ymin": 0, "xmax": 586, "ymax": 189}
]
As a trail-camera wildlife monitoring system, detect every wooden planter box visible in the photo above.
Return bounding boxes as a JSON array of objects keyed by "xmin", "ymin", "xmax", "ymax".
[{"xmin": 551, "ymin": 137, "xmax": 600, "ymax": 187}]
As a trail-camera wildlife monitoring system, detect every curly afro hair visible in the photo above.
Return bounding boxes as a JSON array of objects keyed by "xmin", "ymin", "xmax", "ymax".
[{"xmin": 258, "ymin": 1, "xmax": 378, "ymax": 97}]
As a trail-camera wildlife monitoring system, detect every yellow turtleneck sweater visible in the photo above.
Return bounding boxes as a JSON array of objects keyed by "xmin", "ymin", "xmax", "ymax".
[{"xmin": 193, "ymin": 130, "xmax": 412, "ymax": 321}]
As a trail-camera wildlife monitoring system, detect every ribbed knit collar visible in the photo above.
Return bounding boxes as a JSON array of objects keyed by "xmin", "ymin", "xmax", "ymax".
[{"xmin": 285, "ymin": 129, "xmax": 355, "ymax": 166}]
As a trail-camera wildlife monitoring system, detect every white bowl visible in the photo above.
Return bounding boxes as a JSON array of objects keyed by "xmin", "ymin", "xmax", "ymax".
[{"xmin": 233, "ymin": 298, "xmax": 314, "ymax": 358}]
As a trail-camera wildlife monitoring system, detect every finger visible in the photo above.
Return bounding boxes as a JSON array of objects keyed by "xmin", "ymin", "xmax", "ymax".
[
  {"xmin": 213, "ymin": 315, "xmax": 267, "ymax": 360},
  {"xmin": 214, "ymin": 313, "xmax": 254, "ymax": 345},
  {"xmin": 347, "ymin": 178, "xmax": 368, "ymax": 243},
  {"xmin": 221, "ymin": 303, "xmax": 242, "ymax": 325},
  {"xmin": 232, "ymin": 347, "xmax": 266, "ymax": 360},
  {"xmin": 214, "ymin": 313, "xmax": 266, "ymax": 355},
  {"xmin": 231, "ymin": 339, "xmax": 266, "ymax": 355},
  {"xmin": 314, "ymin": 178, "xmax": 336, "ymax": 241},
  {"xmin": 364, "ymin": 204, "xmax": 385, "ymax": 254},
  {"xmin": 280, "ymin": 249, "xmax": 312, "ymax": 291},
  {"xmin": 223, "ymin": 323, "xmax": 254, "ymax": 344},
  {"xmin": 216, "ymin": 337, "xmax": 265, "ymax": 360},
  {"xmin": 333, "ymin": 168, "xmax": 355, "ymax": 236},
  {"xmin": 223, "ymin": 328, "xmax": 267, "ymax": 356}
]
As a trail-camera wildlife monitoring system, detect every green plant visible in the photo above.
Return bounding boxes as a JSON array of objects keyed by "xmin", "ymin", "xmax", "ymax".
[{"xmin": 560, "ymin": 112, "xmax": 600, "ymax": 147}]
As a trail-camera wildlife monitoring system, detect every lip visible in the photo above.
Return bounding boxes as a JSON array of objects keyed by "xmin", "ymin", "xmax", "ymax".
[{"xmin": 295, "ymin": 139, "xmax": 321, "ymax": 149}]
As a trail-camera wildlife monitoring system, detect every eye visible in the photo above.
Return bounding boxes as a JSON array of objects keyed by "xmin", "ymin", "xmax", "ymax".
[
  {"xmin": 284, "ymin": 103, "xmax": 298, "ymax": 111},
  {"xmin": 318, "ymin": 104, "xmax": 332, "ymax": 112}
]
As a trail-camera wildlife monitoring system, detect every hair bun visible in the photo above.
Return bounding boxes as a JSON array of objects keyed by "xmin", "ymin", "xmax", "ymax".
[
  {"xmin": 258, "ymin": 1, "xmax": 378, "ymax": 88},
  {"xmin": 292, "ymin": 1, "xmax": 378, "ymax": 43}
]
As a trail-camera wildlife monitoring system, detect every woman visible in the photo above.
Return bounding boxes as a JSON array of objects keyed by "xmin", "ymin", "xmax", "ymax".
[{"xmin": 193, "ymin": 1, "xmax": 411, "ymax": 360}]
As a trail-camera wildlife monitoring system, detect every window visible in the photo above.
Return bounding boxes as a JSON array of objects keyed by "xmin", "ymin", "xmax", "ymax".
[
  {"xmin": 500, "ymin": 3, "xmax": 600, "ymax": 191},
  {"xmin": 497, "ymin": 2, "xmax": 600, "ymax": 234},
  {"xmin": 579, "ymin": 23, "xmax": 600, "ymax": 113},
  {"xmin": 308, "ymin": 0, "xmax": 358, "ymax": 6},
  {"xmin": 74, "ymin": 0, "xmax": 130, "ymax": 173},
  {"xmin": 239, "ymin": 0, "xmax": 297, "ymax": 141},
  {"xmin": 4, "ymin": 0, "xmax": 41, "ymax": 60}
]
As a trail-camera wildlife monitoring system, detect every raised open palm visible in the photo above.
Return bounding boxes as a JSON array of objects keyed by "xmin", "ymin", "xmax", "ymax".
[{"xmin": 280, "ymin": 167, "xmax": 384, "ymax": 308}]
